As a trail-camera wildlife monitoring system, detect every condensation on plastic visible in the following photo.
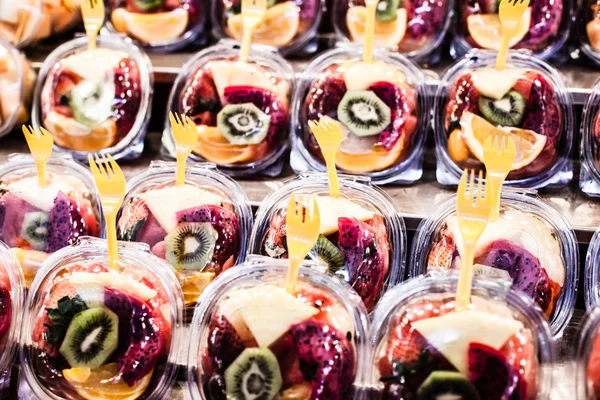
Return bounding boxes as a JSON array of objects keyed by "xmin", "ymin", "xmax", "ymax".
[
  {"xmin": 580, "ymin": 77, "xmax": 600, "ymax": 196},
  {"xmin": 105, "ymin": 0, "xmax": 206, "ymax": 52},
  {"xmin": 186, "ymin": 256, "xmax": 369, "ymax": 399},
  {"xmin": 368, "ymin": 271, "xmax": 556, "ymax": 398},
  {"xmin": 0, "ymin": 0, "xmax": 44, "ymax": 49},
  {"xmin": 248, "ymin": 172, "xmax": 406, "ymax": 310},
  {"xmin": 20, "ymin": 237, "xmax": 184, "ymax": 400},
  {"xmin": 290, "ymin": 45, "xmax": 427, "ymax": 185},
  {"xmin": 410, "ymin": 189, "xmax": 578, "ymax": 337},
  {"xmin": 32, "ymin": 35, "xmax": 154, "ymax": 161},
  {"xmin": 433, "ymin": 50, "xmax": 574, "ymax": 189},
  {"xmin": 576, "ymin": 307, "xmax": 600, "ymax": 400},
  {"xmin": 162, "ymin": 40, "xmax": 293, "ymax": 177},
  {"xmin": 0, "ymin": 40, "xmax": 24, "ymax": 138}
]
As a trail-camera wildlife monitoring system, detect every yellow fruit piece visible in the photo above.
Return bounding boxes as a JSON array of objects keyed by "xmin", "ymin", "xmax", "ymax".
[
  {"xmin": 588, "ymin": 19, "xmax": 600, "ymax": 53},
  {"xmin": 182, "ymin": 272, "xmax": 215, "ymax": 305},
  {"xmin": 226, "ymin": 2, "xmax": 300, "ymax": 47},
  {"xmin": 281, "ymin": 382, "xmax": 312, "ymax": 399},
  {"xmin": 336, "ymin": 133, "xmax": 405, "ymax": 173},
  {"xmin": 63, "ymin": 363, "xmax": 152, "ymax": 400},
  {"xmin": 111, "ymin": 8, "xmax": 189, "ymax": 43},
  {"xmin": 194, "ymin": 125, "xmax": 268, "ymax": 165},
  {"xmin": 448, "ymin": 128, "xmax": 469, "ymax": 162},
  {"xmin": 346, "ymin": 6, "xmax": 407, "ymax": 47},
  {"xmin": 44, "ymin": 111, "xmax": 118, "ymax": 151},
  {"xmin": 467, "ymin": 8, "xmax": 531, "ymax": 50}
]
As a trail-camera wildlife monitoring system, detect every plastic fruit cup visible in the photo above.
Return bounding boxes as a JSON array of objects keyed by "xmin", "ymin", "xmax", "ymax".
[
  {"xmin": 580, "ymin": 78, "xmax": 600, "ymax": 196},
  {"xmin": 28, "ymin": 0, "xmax": 81, "ymax": 43},
  {"xmin": 187, "ymin": 256, "xmax": 369, "ymax": 400},
  {"xmin": 577, "ymin": 308, "xmax": 600, "ymax": 399},
  {"xmin": 249, "ymin": 172, "xmax": 406, "ymax": 312},
  {"xmin": 0, "ymin": 40, "xmax": 33, "ymax": 138},
  {"xmin": 0, "ymin": 0, "xmax": 44, "ymax": 48},
  {"xmin": 369, "ymin": 271, "xmax": 555, "ymax": 399},
  {"xmin": 583, "ymin": 226, "xmax": 600, "ymax": 310},
  {"xmin": 579, "ymin": 0, "xmax": 600, "ymax": 67},
  {"xmin": 20, "ymin": 237, "xmax": 183, "ymax": 400}
]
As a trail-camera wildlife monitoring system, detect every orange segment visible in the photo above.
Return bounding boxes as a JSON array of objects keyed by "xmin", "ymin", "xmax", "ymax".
[
  {"xmin": 588, "ymin": 19, "xmax": 600, "ymax": 53},
  {"xmin": 44, "ymin": 111, "xmax": 117, "ymax": 151},
  {"xmin": 346, "ymin": 7, "xmax": 407, "ymax": 47},
  {"xmin": 226, "ymin": 2, "xmax": 300, "ymax": 47},
  {"xmin": 448, "ymin": 128, "xmax": 469, "ymax": 162},
  {"xmin": 467, "ymin": 8, "xmax": 531, "ymax": 50},
  {"xmin": 111, "ymin": 8, "xmax": 189, "ymax": 43},
  {"xmin": 336, "ymin": 134, "xmax": 405, "ymax": 173},
  {"xmin": 63, "ymin": 363, "xmax": 152, "ymax": 400},
  {"xmin": 182, "ymin": 272, "xmax": 216, "ymax": 304},
  {"xmin": 194, "ymin": 125, "xmax": 269, "ymax": 165}
]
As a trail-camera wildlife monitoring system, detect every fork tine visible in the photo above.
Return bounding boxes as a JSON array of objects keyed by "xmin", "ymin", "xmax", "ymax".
[
  {"xmin": 308, "ymin": 196, "xmax": 320, "ymax": 229},
  {"xmin": 88, "ymin": 154, "xmax": 100, "ymax": 176},
  {"xmin": 94, "ymin": 154, "xmax": 106, "ymax": 176},
  {"xmin": 476, "ymin": 170, "xmax": 484, "ymax": 203},
  {"xmin": 108, "ymin": 155, "xmax": 121, "ymax": 177},
  {"xmin": 22, "ymin": 125, "xmax": 31, "ymax": 137},
  {"xmin": 288, "ymin": 194, "xmax": 298, "ymax": 220},
  {"xmin": 468, "ymin": 169, "xmax": 475, "ymax": 200},
  {"xmin": 457, "ymin": 170, "xmax": 468, "ymax": 200},
  {"xmin": 102, "ymin": 154, "xmax": 115, "ymax": 177}
]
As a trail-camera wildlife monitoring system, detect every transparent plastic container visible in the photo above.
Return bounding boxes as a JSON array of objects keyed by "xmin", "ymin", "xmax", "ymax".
[
  {"xmin": 433, "ymin": 50, "xmax": 574, "ymax": 189},
  {"xmin": 0, "ymin": 153, "xmax": 104, "ymax": 287},
  {"xmin": 0, "ymin": 0, "xmax": 44, "ymax": 49},
  {"xmin": 580, "ymin": 77, "xmax": 600, "ymax": 196},
  {"xmin": 332, "ymin": 0, "xmax": 454, "ymax": 61},
  {"xmin": 577, "ymin": 307, "xmax": 600, "ymax": 400},
  {"xmin": 578, "ymin": 0, "xmax": 600, "ymax": 67},
  {"xmin": 20, "ymin": 237, "xmax": 183, "ymax": 400},
  {"xmin": 369, "ymin": 271, "xmax": 555, "ymax": 399},
  {"xmin": 411, "ymin": 189, "xmax": 578, "ymax": 337},
  {"xmin": 249, "ymin": 172, "xmax": 406, "ymax": 311},
  {"xmin": 0, "ymin": 40, "xmax": 28, "ymax": 139},
  {"xmin": 117, "ymin": 161, "xmax": 253, "ymax": 312},
  {"xmin": 32, "ymin": 35, "xmax": 154, "ymax": 161},
  {"xmin": 162, "ymin": 40, "xmax": 293, "ymax": 177},
  {"xmin": 584, "ymin": 227, "xmax": 600, "ymax": 310},
  {"xmin": 106, "ymin": 0, "xmax": 206, "ymax": 52},
  {"xmin": 291, "ymin": 45, "xmax": 427, "ymax": 185},
  {"xmin": 452, "ymin": 0, "xmax": 571, "ymax": 60},
  {"xmin": 187, "ymin": 256, "xmax": 369, "ymax": 399},
  {"xmin": 27, "ymin": 0, "xmax": 81, "ymax": 45},
  {"xmin": 211, "ymin": 0, "xmax": 325, "ymax": 55}
]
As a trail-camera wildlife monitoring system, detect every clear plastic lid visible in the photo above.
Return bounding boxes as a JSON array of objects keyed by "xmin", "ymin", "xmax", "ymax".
[
  {"xmin": 106, "ymin": 0, "xmax": 206, "ymax": 52},
  {"xmin": 0, "ymin": 0, "xmax": 44, "ymax": 49},
  {"xmin": 411, "ymin": 189, "xmax": 578, "ymax": 337},
  {"xmin": 249, "ymin": 172, "xmax": 406, "ymax": 311},
  {"xmin": 369, "ymin": 271, "xmax": 555, "ymax": 399},
  {"xmin": 20, "ymin": 237, "xmax": 183, "ymax": 400},
  {"xmin": 162, "ymin": 40, "xmax": 293, "ymax": 177},
  {"xmin": 116, "ymin": 161, "xmax": 253, "ymax": 309},
  {"xmin": 0, "ymin": 40, "xmax": 25, "ymax": 138},
  {"xmin": 577, "ymin": 307, "xmax": 600, "ymax": 400},
  {"xmin": 331, "ymin": 0, "xmax": 454, "ymax": 60},
  {"xmin": 580, "ymin": 77, "xmax": 600, "ymax": 196},
  {"xmin": 584, "ymin": 227, "xmax": 600, "ymax": 311},
  {"xmin": 186, "ymin": 256, "xmax": 369, "ymax": 399},
  {"xmin": 0, "ymin": 153, "xmax": 104, "ymax": 287},
  {"xmin": 211, "ymin": 0, "xmax": 324, "ymax": 55},
  {"xmin": 32, "ymin": 35, "xmax": 154, "ymax": 161},
  {"xmin": 452, "ymin": 0, "xmax": 571, "ymax": 59},
  {"xmin": 290, "ymin": 46, "xmax": 427, "ymax": 185},
  {"xmin": 433, "ymin": 50, "xmax": 574, "ymax": 189}
]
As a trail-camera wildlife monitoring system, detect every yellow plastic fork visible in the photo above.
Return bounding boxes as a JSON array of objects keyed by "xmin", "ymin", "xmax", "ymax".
[
  {"xmin": 483, "ymin": 134, "xmax": 516, "ymax": 222},
  {"xmin": 239, "ymin": 0, "xmax": 267, "ymax": 62},
  {"xmin": 496, "ymin": 0, "xmax": 531, "ymax": 69},
  {"xmin": 454, "ymin": 169, "xmax": 493, "ymax": 311},
  {"xmin": 88, "ymin": 154, "xmax": 126, "ymax": 271},
  {"xmin": 170, "ymin": 112, "xmax": 198, "ymax": 187},
  {"xmin": 284, "ymin": 194, "xmax": 321, "ymax": 294},
  {"xmin": 363, "ymin": 0, "xmax": 380, "ymax": 63},
  {"xmin": 22, "ymin": 125, "xmax": 54, "ymax": 188},
  {"xmin": 81, "ymin": 0, "xmax": 105, "ymax": 50},
  {"xmin": 309, "ymin": 118, "xmax": 342, "ymax": 198}
]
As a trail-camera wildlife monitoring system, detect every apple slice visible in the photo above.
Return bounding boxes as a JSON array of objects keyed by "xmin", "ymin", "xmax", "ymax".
[
  {"xmin": 207, "ymin": 60, "xmax": 277, "ymax": 104},
  {"xmin": 470, "ymin": 67, "xmax": 525, "ymax": 100},
  {"xmin": 341, "ymin": 60, "xmax": 406, "ymax": 92},
  {"xmin": 68, "ymin": 272, "xmax": 158, "ymax": 301},
  {"xmin": 315, "ymin": 196, "xmax": 375, "ymax": 235}
]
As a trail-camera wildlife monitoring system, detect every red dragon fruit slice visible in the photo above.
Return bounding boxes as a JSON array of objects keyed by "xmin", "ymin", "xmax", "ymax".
[
  {"xmin": 520, "ymin": 73, "xmax": 561, "ymax": 145},
  {"xmin": 519, "ymin": 0, "xmax": 562, "ymax": 46},
  {"xmin": 404, "ymin": 0, "xmax": 446, "ymax": 41},
  {"xmin": 0, "ymin": 192, "xmax": 40, "ymax": 247},
  {"xmin": 290, "ymin": 319, "xmax": 355, "ymax": 400},
  {"xmin": 180, "ymin": 67, "xmax": 221, "ymax": 126},
  {"xmin": 104, "ymin": 287, "xmax": 166, "ymax": 387},
  {"xmin": 445, "ymin": 73, "xmax": 479, "ymax": 130},
  {"xmin": 112, "ymin": 58, "xmax": 142, "ymax": 136},
  {"xmin": 223, "ymin": 86, "xmax": 288, "ymax": 145},
  {"xmin": 207, "ymin": 313, "xmax": 245, "ymax": 372},
  {"xmin": 0, "ymin": 286, "xmax": 12, "ymax": 341},
  {"xmin": 46, "ymin": 192, "xmax": 92, "ymax": 253},
  {"xmin": 305, "ymin": 66, "xmax": 347, "ymax": 121},
  {"xmin": 369, "ymin": 81, "xmax": 414, "ymax": 151},
  {"xmin": 468, "ymin": 342, "xmax": 520, "ymax": 400},
  {"xmin": 134, "ymin": 210, "xmax": 167, "ymax": 250}
]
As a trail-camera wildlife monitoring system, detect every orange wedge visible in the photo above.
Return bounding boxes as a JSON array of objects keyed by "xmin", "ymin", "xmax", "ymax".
[
  {"xmin": 44, "ymin": 111, "xmax": 118, "ymax": 151},
  {"xmin": 336, "ymin": 134, "xmax": 405, "ymax": 173},
  {"xmin": 226, "ymin": 1, "xmax": 300, "ymax": 47},
  {"xmin": 346, "ymin": 6, "xmax": 407, "ymax": 47},
  {"xmin": 448, "ymin": 128, "xmax": 469, "ymax": 162},
  {"xmin": 182, "ymin": 272, "xmax": 215, "ymax": 305},
  {"xmin": 63, "ymin": 363, "xmax": 152, "ymax": 400},
  {"xmin": 111, "ymin": 8, "xmax": 189, "ymax": 43},
  {"xmin": 467, "ymin": 8, "xmax": 531, "ymax": 50},
  {"xmin": 194, "ymin": 125, "xmax": 269, "ymax": 165},
  {"xmin": 588, "ymin": 19, "xmax": 600, "ymax": 53}
]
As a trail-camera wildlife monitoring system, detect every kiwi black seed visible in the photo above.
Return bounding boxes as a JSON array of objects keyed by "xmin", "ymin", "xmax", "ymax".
[
  {"xmin": 416, "ymin": 371, "xmax": 481, "ymax": 400},
  {"xmin": 59, "ymin": 307, "xmax": 119, "ymax": 369},
  {"xmin": 165, "ymin": 222, "xmax": 217, "ymax": 270},
  {"xmin": 376, "ymin": 0, "xmax": 400, "ymax": 22},
  {"xmin": 224, "ymin": 348, "xmax": 282, "ymax": 400},
  {"xmin": 21, "ymin": 211, "xmax": 50, "ymax": 251},
  {"xmin": 309, "ymin": 234, "xmax": 346, "ymax": 276},
  {"xmin": 337, "ymin": 90, "xmax": 391, "ymax": 137},
  {"xmin": 477, "ymin": 89, "xmax": 526, "ymax": 126},
  {"xmin": 217, "ymin": 103, "xmax": 271, "ymax": 145}
]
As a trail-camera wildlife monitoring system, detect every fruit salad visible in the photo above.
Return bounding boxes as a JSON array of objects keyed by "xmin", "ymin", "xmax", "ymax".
[
  {"xmin": 580, "ymin": 309, "xmax": 600, "ymax": 400},
  {"xmin": 109, "ymin": 0, "xmax": 204, "ymax": 49},
  {"xmin": 0, "ymin": 0, "xmax": 44, "ymax": 48},
  {"xmin": 189, "ymin": 260, "xmax": 368, "ymax": 400}
]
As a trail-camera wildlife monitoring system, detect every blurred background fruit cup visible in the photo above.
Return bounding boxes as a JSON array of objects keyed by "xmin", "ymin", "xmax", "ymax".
[
  {"xmin": 0, "ymin": 0, "xmax": 44, "ymax": 49},
  {"xmin": 580, "ymin": 77, "xmax": 600, "ymax": 197}
]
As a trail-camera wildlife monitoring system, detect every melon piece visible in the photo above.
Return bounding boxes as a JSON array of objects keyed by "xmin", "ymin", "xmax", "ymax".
[
  {"xmin": 340, "ymin": 60, "xmax": 406, "ymax": 92},
  {"xmin": 68, "ymin": 272, "xmax": 157, "ymax": 301},
  {"xmin": 314, "ymin": 196, "xmax": 375, "ymax": 235},
  {"xmin": 470, "ymin": 67, "xmax": 526, "ymax": 100}
]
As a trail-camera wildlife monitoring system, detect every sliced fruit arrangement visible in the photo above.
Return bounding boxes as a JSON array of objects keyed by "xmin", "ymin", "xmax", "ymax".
[
  {"xmin": 177, "ymin": 59, "xmax": 290, "ymax": 166},
  {"xmin": 40, "ymin": 47, "xmax": 143, "ymax": 152},
  {"xmin": 263, "ymin": 195, "xmax": 390, "ymax": 310},
  {"xmin": 378, "ymin": 297, "xmax": 538, "ymax": 399},
  {"xmin": 202, "ymin": 284, "xmax": 356, "ymax": 400},
  {"xmin": 0, "ymin": 43, "xmax": 35, "ymax": 135},
  {"xmin": 303, "ymin": 60, "xmax": 419, "ymax": 174},
  {"xmin": 444, "ymin": 67, "xmax": 562, "ymax": 180}
]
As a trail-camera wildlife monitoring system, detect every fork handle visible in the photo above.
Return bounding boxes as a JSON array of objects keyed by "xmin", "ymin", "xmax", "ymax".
[
  {"xmin": 496, "ymin": 34, "xmax": 510, "ymax": 70},
  {"xmin": 86, "ymin": 30, "xmax": 97, "ymax": 50},
  {"xmin": 35, "ymin": 160, "xmax": 47, "ymax": 188},
  {"xmin": 324, "ymin": 156, "xmax": 340, "ymax": 198},
  {"xmin": 176, "ymin": 153, "xmax": 187, "ymax": 187},
  {"xmin": 106, "ymin": 214, "xmax": 119, "ymax": 271},
  {"xmin": 285, "ymin": 256, "xmax": 302, "ymax": 294},
  {"xmin": 488, "ymin": 175, "xmax": 504, "ymax": 222},
  {"xmin": 239, "ymin": 22, "xmax": 255, "ymax": 63},
  {"xmin": 455, "ymin": 245, "xmax": 475, "ymax": 311},
  {"xmin": 362, "ymin": 1, "xmax": 377, "ymax": 63}
]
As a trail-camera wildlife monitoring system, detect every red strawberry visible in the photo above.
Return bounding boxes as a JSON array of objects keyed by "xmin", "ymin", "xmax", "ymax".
[
  {"xmin": 180, "ymin": 67, "xmax": 221, "ymax": 126},
  {"xmin": 207, "ymin": 313, "xmax": 245, "ymax": 372},
  {"xmin": 500, "ymin": 331, "xmax": 537, "ymax": 399},
  {"xmin": 295, "ymin": 286, "xmax": 335, "ymax": 323}
]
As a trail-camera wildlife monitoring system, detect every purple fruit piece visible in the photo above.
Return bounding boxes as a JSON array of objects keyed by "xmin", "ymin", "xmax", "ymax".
[
  {"xmin": 521, "ymin": 73, "xmax": 561, "ymax": 146},
  {"xmin": 223, "ymin": 86, "xmax": 288, "ymax": 145},
  {"xmin": 135, "ymin": 211, "xmax": 168, "ymax": 250},
  {"xmin": 404, "ymin": 0, "xmax": 445, "ymax": 40},
  {"xmin": 46, "ymin": 192, "xmax": 76, "ymax": 253},
  {"xmin": 207, "ymin": 313, "xmax": 245, "ymax": 371},
  {"xmin": 294, "ymin": 0, "xmax": 318, "ymax": 23},
  {"xmin": 468, "ymin": 342, "xmax": 520, "ymax": 400},
  {"xmin": 113, "ymin": 58, "xmax": 142, "ymax": 136},
  {"xmin": 445, "ymin": 73, "xmax": 479, "ymax": 130},
  {"xmin": 519, "ymin": 0, "xmax": 562, "ymax": 46},
  {"xmin": 290, "ymin": 319, "xmax": 355, "ymax": 400},
  {"xmin": 176, "ymin": 205, "xmax": 240, "ymax": 267},
  {"xmin": 369, "ymin": 81, "xmax": 414, "ymax": 151},
  {"xmin": 104, "ymin": 287, "xmax": 165, "ymax": 387},
  {"xmin": 151, "ymin": 241, "xmax": 167, "ymax": 259},
  {"xmin": 0, "ymin": 192, "xmax": 40, "ymax": 247},
  {"xmin": 0, "ymin": 286, "xmax": 12, "ymax": 341},
  {"xmin": 180, "ymin": 67, "xmax": 221, "ymax": 126},
  {"xmin": 305, "ymin": 66, "xmax": 347, "ymax": 122}
]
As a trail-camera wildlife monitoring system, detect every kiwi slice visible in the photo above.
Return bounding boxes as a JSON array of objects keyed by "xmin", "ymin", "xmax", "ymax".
[
  {"xmin": 21, "ymin": 212, "xmax": 50, "ymax": 251},
  {"xmin": 477, "ymin": 89, "xmax": 526, "ymax": 126},
  {"xmin": 309, "ymin": 235, "xmax": 346, "ymax": 276},
  {"xmin": 134, "ymin": 0, "xmax": 162, "ymax": 11},
  {"xmin": 417, "ymin": 371, "xmax": 480, "ymax": 400},
  {"xmin": 338, "ymin": 90, "xmax": 391, "ymax": 137},
  {"xmin": 376, "ymin": 0, "xmax": 400, "ymax": 22},
  {"xmin": 217, "ymin": 103, "xmax": 271, "ymax": 145},
  {"xmin": 225, "ymin": 348, "xmax": 282, "ymax": 399},
  {"xmin": 69, "ymin": 80, "xmax": 114, "ymax": 128},
  {"xmin": 165, "ymin": 222, "xmax": 217, "ymax": 270},
  {"xmin": 59, "ymin": 307, "xmax": 119, "ymax": 369}
]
